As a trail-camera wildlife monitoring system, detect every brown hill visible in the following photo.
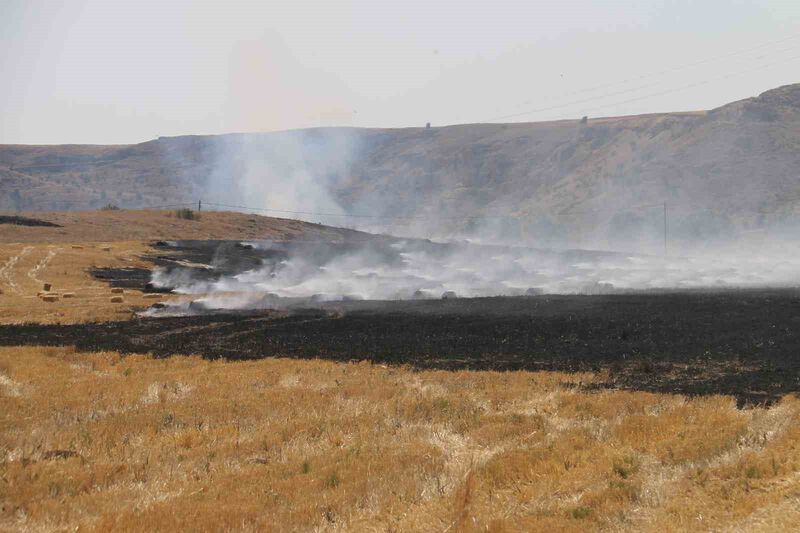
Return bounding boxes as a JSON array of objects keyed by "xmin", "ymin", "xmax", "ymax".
[
  {"xmin": 2, "ymin": 83, "xmax": 799, "ymax": 246},
  {"xmin": 0, "ymin": 209, "xmax": 365, "ymax": 243}
]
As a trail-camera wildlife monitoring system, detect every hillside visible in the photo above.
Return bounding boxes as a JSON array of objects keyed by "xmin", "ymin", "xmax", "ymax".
[
  {"xmin": 2, "ymin": 83, "xmax": 800, "ymax": 246},
  {"xmin": 0, "ymin": 210, "xmax": 365, "ymax": 243}
]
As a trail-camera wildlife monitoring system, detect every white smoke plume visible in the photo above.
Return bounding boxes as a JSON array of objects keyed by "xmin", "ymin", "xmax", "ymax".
[
  {"xmin": 203, "ymin": 128, "xmax": 361, "ymax": 221},
  {"xmin": 146, "ymin": 237, "xmax": 800, "ymax": 315}
]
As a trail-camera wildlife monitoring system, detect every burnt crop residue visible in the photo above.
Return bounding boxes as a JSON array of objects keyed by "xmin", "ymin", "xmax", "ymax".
[
  {"xmin": 2, "ymin": 291, "xmax": 800, "ymax": 405},
  {"xmin": 90, "ymin": 267, "xmax": 157, "ymax": 290},
  {"xmin": 0, "ymin": 215, "xmax": 61, "ymax": 227}
]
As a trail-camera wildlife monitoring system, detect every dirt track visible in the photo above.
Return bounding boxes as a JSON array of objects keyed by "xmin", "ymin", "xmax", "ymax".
[{"xmin": 3, "ymin": 290, "xmax": 799, "ymax": 405}]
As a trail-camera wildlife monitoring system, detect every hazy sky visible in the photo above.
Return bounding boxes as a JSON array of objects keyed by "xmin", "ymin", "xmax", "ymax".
[{"xmin": 2, "ymin": 0, "xmax": 799, "ymax": 144}]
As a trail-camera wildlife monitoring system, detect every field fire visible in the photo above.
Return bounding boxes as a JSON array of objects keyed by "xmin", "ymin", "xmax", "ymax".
[
  {"xmin": 3, "ymin": 236, "xmax": 800, "ymax": 407},
  {"xmin": 4, "ymin": 2, "xmax": 800, "ymax": 525}
]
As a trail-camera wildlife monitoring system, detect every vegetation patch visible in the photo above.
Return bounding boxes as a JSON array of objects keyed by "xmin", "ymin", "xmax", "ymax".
[{"xmin": 174, "ymin": 208, "xmax": 198, "ymax": 220}]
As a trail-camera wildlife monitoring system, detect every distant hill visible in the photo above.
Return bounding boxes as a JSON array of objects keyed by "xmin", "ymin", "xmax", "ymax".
[{"xmin": 2, "ymin": 83, "xmax": 800, "ymax": 248}]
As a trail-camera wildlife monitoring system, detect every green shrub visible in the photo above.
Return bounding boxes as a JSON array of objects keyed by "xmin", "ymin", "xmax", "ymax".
[
  {"xmin": 175, "ymin": 208, "xmax": 198, "ymax": 220},
  {"xmin": 570, "ymin": 506, "xmax": 592, "ymax": 519},
  {"xmin": 613, "ymin": 454, "xmax": 641, "ymax": 479},
  {"xmin": 324, "ymin": 471, "xmax": 340, "ymax": 488}
]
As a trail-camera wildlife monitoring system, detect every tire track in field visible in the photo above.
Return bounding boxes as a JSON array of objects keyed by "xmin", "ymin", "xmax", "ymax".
[
  {"xmin": 27, "ymin": 247, "xmax": 60, "ymax": 287},
  {"xmin": 0, "ymin": 246, "xmax": 32, "ymax": 294}
]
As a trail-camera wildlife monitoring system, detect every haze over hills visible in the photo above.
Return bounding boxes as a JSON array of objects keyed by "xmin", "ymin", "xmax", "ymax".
[{"xmin": 2, "ymin": 83, "xmax": 799, "ymax": 250}]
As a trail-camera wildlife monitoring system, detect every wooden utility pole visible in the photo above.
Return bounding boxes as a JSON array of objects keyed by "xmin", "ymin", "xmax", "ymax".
[
  {"xmin": 663, "ymin": 202, "xmax": 668, "ymax": 256},
  {"xmin": 198, "ymin": 199, "xmax": 202, "ymax": 212}
]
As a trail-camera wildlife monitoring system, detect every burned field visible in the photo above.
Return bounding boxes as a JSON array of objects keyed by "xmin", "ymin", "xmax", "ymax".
[
  {"xmin": 4, "ymin": 238, "xmax": 799, "ymax": 405},
  {"xmin": 0, "ymin": 215, "xmax": 61, "ymax": 227},
  {"xmin": 3, "ymin": 290, "xmax": 800, "ymax": 405}
]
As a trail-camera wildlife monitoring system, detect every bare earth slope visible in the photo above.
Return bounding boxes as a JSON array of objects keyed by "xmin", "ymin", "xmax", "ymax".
[{"xmin": 2, "ymin": 84, "xmax": 800, "ymax": 242}]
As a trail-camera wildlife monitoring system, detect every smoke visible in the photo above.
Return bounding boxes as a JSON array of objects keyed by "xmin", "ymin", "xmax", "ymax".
[
  {"xmin": 146, "ymin": 236, "xmax": 800, "ymax": 315},
  {"xmin": 163, "ymin": 81, "xmax": 800, "ymax": 256},
  {"xmin": 144, "ymin": 79, "xmax": 800, "ymax": 313},
  {"xmin": 203, "ymin": 128, "xmax": 362, "ymax": 222},
  {"xmin": 189, "ymin": 31, "xmax": 364, "ymax": 223}
]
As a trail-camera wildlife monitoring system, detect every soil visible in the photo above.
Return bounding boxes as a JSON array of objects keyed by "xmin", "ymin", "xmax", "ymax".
[{"xmin": 2, "ymin": 290, "xmax": 799, "ymax": 405}]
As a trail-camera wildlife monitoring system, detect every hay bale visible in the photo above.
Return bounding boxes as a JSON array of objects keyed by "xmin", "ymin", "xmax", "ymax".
[
  {"xmin": 43, "ymin": 283, "xmax": 51, "ymax": 291},
  {"xmin": 41, "ymin": 294, "xmax": 59, "ymax": 302},
  {"xmin": 62, "ymin": 292, "xmax": 75, "ymax": 298},
  {"xmin": 143, "ymin": 293, "xmax": 162, "ymax": 299},
  {"xmin": 110, "ymin": 287, "xmax": 124, "ymax": 294},
  {"xmin": 100, "ymin": 246, "xmax": 111, "ymax": 251},
  {"xmin": 71, "ymin": 245, "xmax": 83, "ymax": 250},
  {"xmin": 110, "ymin": 296, "xmax": 124, "ymax": 303}
]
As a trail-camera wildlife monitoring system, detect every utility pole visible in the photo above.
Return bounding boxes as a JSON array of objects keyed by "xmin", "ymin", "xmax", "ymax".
[
  {"xmin": 663, "ymin": 201, "xmax": 668, "ymax": 256},
  {"xmin": 198, "ymin": 199, "xmax": 202, "ymax": 212}
]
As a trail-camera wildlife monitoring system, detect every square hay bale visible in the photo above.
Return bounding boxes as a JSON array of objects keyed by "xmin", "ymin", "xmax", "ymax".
[
  {"xmin": 71, "ymin": 245, "xmax": 83, "ymax": 250},
  {"xmin": 62, "ymin": 292, "xmax": 75, "ymax": 298},
  {"xmin": 110, "ymin": 296, "xmax": 124, "ymax": 303},
  {"xmin": 110, "ymin": 288, "xmax": 124, "ymax": 294},
  {"xmin": 100, "ymin": 246, "xmax": 111, "ymax": 251},
  {"xmin": 41, "ymin": 294, "xmax": 59, "ymax": 302},
  {"xmin": 43, "ymin": 283, "xmax": 51, "ymax": 291},
  {"xmin": 143, "ymin": 293, "xmax": 162, "ymax": 299}
]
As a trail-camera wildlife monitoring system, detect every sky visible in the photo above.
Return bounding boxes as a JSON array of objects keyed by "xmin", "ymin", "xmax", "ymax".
[{"xmin": 1, "ymin": 0, "xmax": 799, "ymax": 144}]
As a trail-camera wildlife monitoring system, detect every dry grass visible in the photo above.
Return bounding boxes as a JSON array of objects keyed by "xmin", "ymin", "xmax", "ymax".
[
  {"xmin": 2, "ymin": 346, "xmax": 799, "ymax": 532},
  {"xmin": 0, "ymin": 241, "xmax": 171, "ymax": 324},
  {"xmin": 0, "ymin": 210, "xmax": 356, "ymax": 244}
]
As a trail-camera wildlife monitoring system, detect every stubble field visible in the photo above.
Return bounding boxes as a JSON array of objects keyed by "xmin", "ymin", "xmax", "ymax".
[{"xmin": 1, "ymin": 211, "xmax": 800, "ymax": 532}]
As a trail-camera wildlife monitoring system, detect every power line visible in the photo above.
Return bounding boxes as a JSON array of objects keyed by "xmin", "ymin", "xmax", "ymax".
[
  {"xmin": 9, "ymin": 187, "xmax": 799, "ymax": 226},
  {"xmin": 483, "ymin": 39, "xmax": 800, "ymax": 122},
  {"xmin": 575, "ymin": 52, "xmax": 800, "ymax": 118},
  {"xmin": 202, "ymin": 201, "xmax": 520, "ymax": 222},
  {"xmin": 553, "ymin": 33, "xmax": 800, "ymax": 100},
  {"xmin": 201, "ymin": 198, "xmax": 737, "ymax": 225},
  {"xmin": 558, "ymin": 202, "xmax": 665, "ymax": 216}
]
